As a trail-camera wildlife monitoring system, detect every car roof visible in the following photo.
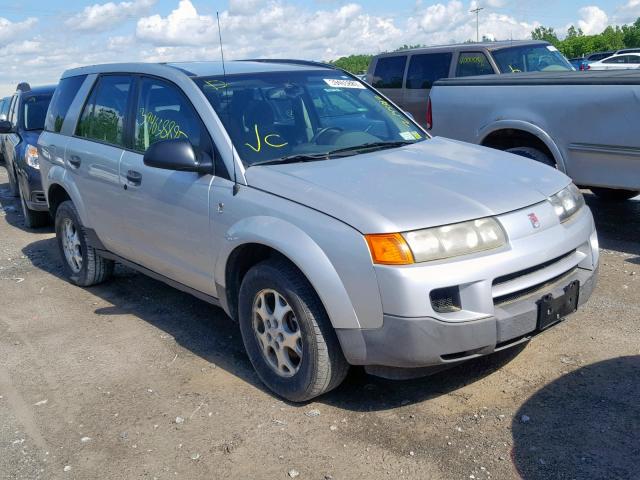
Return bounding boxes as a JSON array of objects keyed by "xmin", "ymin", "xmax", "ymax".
[
  {"xmin": 372, "ymin": 40, "xmax": 549, "ymax": 58},
  {"xmin": 18, "ymin": 85, "xmax": 57, "ymax": 96},
  {"xmin": 61, "ymin": 60, "xmax": 333, "ymax": 79}
]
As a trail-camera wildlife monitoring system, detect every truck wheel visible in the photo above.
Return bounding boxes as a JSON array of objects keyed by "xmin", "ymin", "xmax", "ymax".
[
  {"xmin": 590, "ymin": 187, "xmax": 639, "ymax": 202},
  {"xmin": 505, "ymin": 147, "xmax": 555, "ymax": 168},
  {"xmin": 55, "ymin": 200, "xmax": 114, "ymax": 287},
  {"xmin": 238, "ymin": 258, "xmax": 349, "ymax": 402},
  {"xmin": 19, "ymin": 183, "xmax": 49, "ymax": 228}
]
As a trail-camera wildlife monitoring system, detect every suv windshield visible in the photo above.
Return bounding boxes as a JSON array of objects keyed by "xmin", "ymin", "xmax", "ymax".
[
  {"xmin": 22, "ymin": 94, "xmax": 53, "ymax": 131},
  {"xmin": 195, "ymin": 70, "xmax": 425, "ymax": 166},
  {"xmin": 492, "ymin": 45, "xmax": 573, "ymax": 73}
]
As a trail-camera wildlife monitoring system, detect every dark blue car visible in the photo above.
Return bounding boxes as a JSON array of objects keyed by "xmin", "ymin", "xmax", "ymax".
[{"xmin": 0, "ymin": 83, "xmax": 56, "ymax": 227}]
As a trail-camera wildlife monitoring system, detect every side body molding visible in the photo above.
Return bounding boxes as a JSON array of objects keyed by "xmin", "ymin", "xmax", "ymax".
[
  {"xmin": 479, "ymin": 119, "xmax": 567, "ymax": 173},
  {"xmin": 214, "ymin": 216, "xmax": 363, "ymax": 330}
]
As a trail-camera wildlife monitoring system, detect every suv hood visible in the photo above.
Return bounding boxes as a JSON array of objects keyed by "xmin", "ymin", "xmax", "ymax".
[{"xmin": 244, "ymin": 137, "xmax": 570, "ymax": 233}]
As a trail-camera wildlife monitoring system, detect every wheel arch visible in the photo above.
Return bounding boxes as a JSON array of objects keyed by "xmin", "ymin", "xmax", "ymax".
[
  {"xmin": 45, "ymin": 176, "xmax": 91, "ymax": 228},
  {"xmin": 479, "ymin": 120, "xmax": 566, "ymax": 172},
  {"xmin": 214, "ymin": 216, "xmax": 361, "ymax": 330}
]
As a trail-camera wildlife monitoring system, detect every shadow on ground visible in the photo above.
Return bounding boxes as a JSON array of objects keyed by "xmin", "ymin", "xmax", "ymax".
[
  {"xmin": 511, "ymin": 356, "xmax": 640, "ymax": 479},
  {"xmin": 584, "ymin": 192, "xmax": 640, "ymax": 260}
]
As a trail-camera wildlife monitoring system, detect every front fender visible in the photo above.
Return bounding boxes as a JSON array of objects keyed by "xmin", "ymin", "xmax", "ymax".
[
  {"xmin": 214, "ymin": 216, "xmax": 362, "ymax": 330},
  {"xmin": 479, "ymin": 120, "xmax": 567, "ymax": 173}
]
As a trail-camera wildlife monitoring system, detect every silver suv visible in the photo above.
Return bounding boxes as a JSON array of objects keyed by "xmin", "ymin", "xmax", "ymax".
[{"xmin": 39, "ymin": 61, "xmax": 598, "ymax": 401}]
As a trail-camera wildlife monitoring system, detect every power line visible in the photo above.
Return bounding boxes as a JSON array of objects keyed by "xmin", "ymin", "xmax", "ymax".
[{"xmin": 470, "ymin": 6, "xmax": 484, "ymax": 42}]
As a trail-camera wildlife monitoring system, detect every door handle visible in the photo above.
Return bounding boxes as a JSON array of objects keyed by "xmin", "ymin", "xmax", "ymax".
[
  {"xmin": 68, "ymin": 155, "xmax": 81, "ymax": 167},
  {"xmin": 126, "ymin": 170, "xmax": 142, "ymax": 186}
]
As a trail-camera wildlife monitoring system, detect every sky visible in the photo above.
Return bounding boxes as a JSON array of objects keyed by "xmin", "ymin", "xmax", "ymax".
[{"xmin": 1, "ymin": 0, "xmax": 639, "ymax": 95}]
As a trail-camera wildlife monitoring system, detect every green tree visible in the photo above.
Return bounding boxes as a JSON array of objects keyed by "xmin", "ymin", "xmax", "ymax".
[
  {"xmin": 532, "ymin": 26, "xmax": 559, "ymax": 44},
  {"xmin": 329, "ymin": 54, "xmax": 373, "ymax": 74}
]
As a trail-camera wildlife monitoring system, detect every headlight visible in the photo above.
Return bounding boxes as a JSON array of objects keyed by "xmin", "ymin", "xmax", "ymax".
[
  {"xmin": 548, "ymin": 184, "xmax": 584, "ymax": 222},
  {"xmin": 25, "ymin": 144, "xmax": 39, "ymax": 169},
  {"xmin": 365, "ymin": 217, "xmax": 507, "ymax": 265}
]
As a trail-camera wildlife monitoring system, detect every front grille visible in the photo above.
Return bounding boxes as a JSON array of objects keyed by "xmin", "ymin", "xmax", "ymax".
[
  {"xmin": 430, "ymin": 286, "xmax": 461, "ymax": 313},
  {"xmin": 493, "ymin": 268, "xmax": 576, "ymax": 305},
  {"xmin": 493, "ymin": 250, "xmax": 575, "ymax": 287},
  {"xmin": 31, "ymin": 191, "xmax": 47, "ymax": 204}
]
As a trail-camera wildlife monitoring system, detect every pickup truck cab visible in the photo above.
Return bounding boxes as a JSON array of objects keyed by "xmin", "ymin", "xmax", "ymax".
[{"xmin": 39, "ymin": 61, "xmax": 598, "ymax": 401}]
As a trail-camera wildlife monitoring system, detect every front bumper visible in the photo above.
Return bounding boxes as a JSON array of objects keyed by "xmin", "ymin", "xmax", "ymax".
[
  {"xmin": 336, "ymin": 265, "xmax": 597, "ymax": 371},
  {"xmin": 335, "ymin": 202, "xmax": 599, "ymax": 374},
  {"xmin": 17, "ymin": 166, "xmax": 47, "ymax": 211}
]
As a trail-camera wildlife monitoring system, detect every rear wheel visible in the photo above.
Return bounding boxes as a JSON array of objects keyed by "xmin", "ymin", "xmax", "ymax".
[
  {"xmin": 238, "ymin": 258, "xmax": 349, "ymax": 402},
  {"xmin": 55, "ymin": 200, "xmax": 114, "ymax": 286},
  {"xmin": 505, "ymin": 147, "xmax": 555, "ymax": 168},
  {"xmin": 590, "ymin": 187, "xmax": 639, "ymax": 202},
  {"xmin": 19, "ymin": 183, "xmax": 49, "ymax": 228}
]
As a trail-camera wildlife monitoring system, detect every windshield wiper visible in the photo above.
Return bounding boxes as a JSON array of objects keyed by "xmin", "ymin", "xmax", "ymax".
[
  {"xmin": 249, "ymin": 153, "xmax": 333, "ymax": 167},
  {"xmin": 249, "ymin": 141, "xmax": 415, "ymax": 167},
  {"xmin": 323, "ymin": 140, "xmax": 414, "ymax": 156}
]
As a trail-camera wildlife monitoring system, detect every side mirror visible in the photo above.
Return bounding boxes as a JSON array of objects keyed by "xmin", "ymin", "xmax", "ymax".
[
  {"xmin": 0, "ymin": 120, "xmax": 13, "ymax": 134},
  {"xmin": 143, "ymin": 139, "xmax": 213, "ymax": 174}
]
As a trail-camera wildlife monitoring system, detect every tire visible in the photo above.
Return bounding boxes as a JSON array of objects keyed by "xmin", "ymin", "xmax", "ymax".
[
  {"xmin": 19, "ymin": 183, "xmax": 49, "ymax": 228},
  {"xmin": 6, "ymin": 162, "xmax": 19, "ymax": 197},
  {"xmin": 238, "ymin": 258, "xmax": 349, "ymax": 402},
  {"xmin": 505, "ymin": 147, "xmax": 555, "ymax": 168},
  {"xmin": 590, "ymin": 187, "xmax": 639, "ymax": 202},
  {"xmin": 55, "ymin": 200, "xmax": 114, "ymax": 287}
]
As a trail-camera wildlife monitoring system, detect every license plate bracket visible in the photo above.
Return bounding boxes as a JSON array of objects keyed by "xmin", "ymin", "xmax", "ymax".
[{"xmin": 536, "ymin": 280, "xmax": 580, "ymax": 331}]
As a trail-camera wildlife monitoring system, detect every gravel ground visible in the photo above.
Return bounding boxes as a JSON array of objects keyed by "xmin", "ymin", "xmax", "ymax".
[{"xmin": 1, "ymin": 165, "xmax": 638, "ymax": 480}]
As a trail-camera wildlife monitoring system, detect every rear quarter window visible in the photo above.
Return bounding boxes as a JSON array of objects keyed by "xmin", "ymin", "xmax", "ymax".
[
  {"xmin": 45, "ymin": 75, "xmax": 87, "ymax": 133},
  {"xmin": 372, "ymin": 56, "xmax": 407, "ymax": 89},
  {"xmin": 406, "ymin": 53, "xmax": 452, "ymax": 89}
]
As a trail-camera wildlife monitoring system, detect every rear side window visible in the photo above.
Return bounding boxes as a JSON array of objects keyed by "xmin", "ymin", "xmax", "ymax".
[
  {"xmin": 372, "ymin": 56, "xmax": 407, "ymax": 89},
  {"xmin": 45, "ymin": 75, "xmax": 87, "ymax": 133},
  {"xmin": 456, "ymin": 52, "xmax": 495, "ymax": 77},
  {"xmin": 76, "ymin": 75, "xmax": 133, "ymax": 147},
  {"xmin": 133, "ymin": 77, "xmax": 206, "ymax": 153},
  {"xmin": 406, "ymin": 53, "xmax": 452, "ymax": 89}
]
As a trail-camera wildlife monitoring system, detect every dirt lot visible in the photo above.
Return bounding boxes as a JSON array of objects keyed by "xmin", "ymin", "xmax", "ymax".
[{"xmin": 1, "ymin": 165, "xmax": 638, "ymax": 480}]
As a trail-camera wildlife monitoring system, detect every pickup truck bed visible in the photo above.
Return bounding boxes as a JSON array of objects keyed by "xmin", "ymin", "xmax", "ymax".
[{"xmin": 430, "ymin": 70, "xmax": 640, "ymax": 198}]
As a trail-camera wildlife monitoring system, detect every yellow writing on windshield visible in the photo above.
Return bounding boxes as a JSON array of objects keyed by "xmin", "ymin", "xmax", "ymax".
[
  {"xmin": 374, "ymin": 95, "xmax": 413, "ymax": 129},
  {"xmin": 203, "ymin": 80, "xmax": 230, "ymax": 91},
  {"xmin": 245, "ymin": 124, "xmax": 288, "ymax": 152}
]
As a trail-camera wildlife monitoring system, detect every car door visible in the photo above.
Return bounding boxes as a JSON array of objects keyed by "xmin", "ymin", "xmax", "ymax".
[
  {"xmin": 403, "ymin": 52, "xmax": 452, "ymax": 127},
  {"xmin": 116, "ymin": 76, "xmax": 217, "ymax": 295},
  {"xmin": 65, "ymin": 74, "xmax": 134, "ymax": 256}
]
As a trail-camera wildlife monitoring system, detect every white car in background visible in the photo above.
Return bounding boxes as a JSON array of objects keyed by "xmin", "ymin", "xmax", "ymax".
[{"xmin": 588, "ymin": 53, "xmax": 640, "ymax": 70}]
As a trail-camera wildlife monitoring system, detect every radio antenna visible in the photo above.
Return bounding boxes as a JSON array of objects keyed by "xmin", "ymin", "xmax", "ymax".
[{"xmin": 217, "ymin": 11, "xmax": 239, "ymax": 195}]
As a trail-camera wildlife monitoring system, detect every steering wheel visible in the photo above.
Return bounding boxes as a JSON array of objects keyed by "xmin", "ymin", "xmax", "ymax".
[{"xmin": 311, "ymin": 127, "xmax": 343, "ymax": 144}]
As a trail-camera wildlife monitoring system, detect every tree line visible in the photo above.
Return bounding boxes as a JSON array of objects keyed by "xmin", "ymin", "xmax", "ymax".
[{"xmin": 329, "ymin": 17, "xmax": 640, "ymax": 73}]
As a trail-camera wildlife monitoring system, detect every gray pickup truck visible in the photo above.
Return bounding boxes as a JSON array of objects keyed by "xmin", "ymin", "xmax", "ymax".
[{"xmin": 428, "ymin": 70, "xmax": 640, "ymax": 201}]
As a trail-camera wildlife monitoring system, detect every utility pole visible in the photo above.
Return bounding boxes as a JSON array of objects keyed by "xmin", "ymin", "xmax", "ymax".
[{"xmin": 470, "ymin": 6, "xmax": 484, "ymax": 42}]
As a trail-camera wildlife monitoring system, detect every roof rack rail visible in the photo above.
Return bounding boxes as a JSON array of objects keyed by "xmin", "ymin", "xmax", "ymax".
[
  {"xmin": 16, "ymin": 82, "xmax": 31, "ymax": 92},
  {"xmin": 240, "ymin": 58, "xmax": 339, "ymax": 70}
]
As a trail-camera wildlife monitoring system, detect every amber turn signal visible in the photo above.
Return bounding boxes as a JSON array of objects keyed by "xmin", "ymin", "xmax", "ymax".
[{"xmin": 365, "ymin": 233, "xmax": 414, "ymax": 265}]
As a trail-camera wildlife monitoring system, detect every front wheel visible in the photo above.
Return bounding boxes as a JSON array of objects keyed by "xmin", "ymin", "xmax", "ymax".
[
  {"xmin": 238, "ymin": 258, "xmax": 349, "ymax": 402},
  {"xmin": 55, "ymin": 200, "xmax": 114, "ymax": 286},
  {"xmin": 590, "ymin": 187, "xmax": 639, "ymax": 202}
]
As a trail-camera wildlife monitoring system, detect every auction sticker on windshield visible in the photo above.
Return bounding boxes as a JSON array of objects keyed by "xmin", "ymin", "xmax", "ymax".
[{"xmin": 324, "ymin": 79, "xmax": 366, "ymax": 89}]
